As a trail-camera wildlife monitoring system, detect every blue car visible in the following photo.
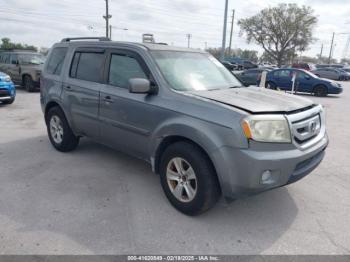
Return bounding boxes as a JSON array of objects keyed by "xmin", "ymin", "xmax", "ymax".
[
  {"xmin": 0, "ymin": 72, "xmax": 16, "ymax": 104},
  {"xmin": 265, "ymin": 68, "xmax": 343, "ymax": 97}
]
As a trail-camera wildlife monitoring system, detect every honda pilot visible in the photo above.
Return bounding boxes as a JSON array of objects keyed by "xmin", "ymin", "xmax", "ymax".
[{"xmin": 40, "ymin": 37, "xmax": 328, "ymax": 215}]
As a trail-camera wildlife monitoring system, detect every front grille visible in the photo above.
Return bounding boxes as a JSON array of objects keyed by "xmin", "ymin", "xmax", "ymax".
[
  {"xmin": 286, "ymin": 105, "xmax": 325, "ymax": 149},
  {"xmin": 292, "ymin": 114, "xmax": 321, "ymax": 145},
  {"xmin": 0, "ymin": 89, "xmax": 9, "ymax": 97}
]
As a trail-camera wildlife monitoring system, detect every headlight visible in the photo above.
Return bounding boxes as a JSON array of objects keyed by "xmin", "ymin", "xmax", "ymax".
[
  {"xmin": 242, "ymin": 115, "xmax": 291, "ymax": 143},
  {"xmin": 4, "ymin": 76, "xmax": 11, "ymax": 82},
  {"xmin": 331, "ymin": 82, "xmax": 339, "ymax": 87}
]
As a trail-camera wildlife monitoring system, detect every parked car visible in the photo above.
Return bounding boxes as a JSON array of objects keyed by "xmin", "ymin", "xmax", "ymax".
[
  {"xmin": 311, "ymin": 67, "xmax": 349, "ymax": 81},
  {"xmin": 343, "ymin": 68, "xmax": 350, "ymax": 73},
  {"xmin": 225, "ymin": 57, "xmax": 256, "ymax": 70},
  {"xmin": 0, "ymin": 71, "xmax": 16, "ymax": 104},
  {"xmin": 265, "ymin": 68, "xmax": 342, "ymax": 96},
  {"xmin": 0, "ymin": 50, "xmax": 45, "ymax": 92},
  {"xmin": 336, "ymin": 69, "xmax": 350, "ymax": 80},
  {"xmin": 41, "ymin": 37, "xmax": 329, "ymax": 215},
  {"xmin": 236, "ymin": 68, "xmax": 271, "ymax": 86},
  {"xmin": 292, "ymin": 62, "xmax": 316, "ymax": 71},
  {"xmin": 221, "ymin": 61, "xmax": 237, "ymax": 71},
  {"xmin": 316, "ymin": 64, "xmax": 345, "ymax": 69}
]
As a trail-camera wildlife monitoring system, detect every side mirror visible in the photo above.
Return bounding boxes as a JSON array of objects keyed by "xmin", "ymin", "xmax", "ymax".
[
  {"xmin": 305, "ymin": 75, "xmax": 311, "ymax": 80},
  {"xmin": 129, "ymin": 78, "xmax": 155, "ymax": 94}
]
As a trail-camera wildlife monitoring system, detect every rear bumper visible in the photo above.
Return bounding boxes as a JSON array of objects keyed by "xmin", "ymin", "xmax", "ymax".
[{"xmin": 211, "ymin": 134, "xmax": 328, "ymax": 200}]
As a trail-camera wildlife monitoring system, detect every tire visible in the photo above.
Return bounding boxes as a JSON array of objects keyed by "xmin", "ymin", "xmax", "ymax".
[
  {"xmin": 46, "ymin": 106, "xmax": 79, "ymax": 152},
  {"xmin": 23, "ymin": 75, "xmax": 36, "ymax": 92},
  {"xmin": 265, "ymin": 81, "xmax": 277, "ymax": 90},
  {"xmin": 159, "ymin": 142, "xmax": 221, "ymax": 216},
  {"xmin": 314, "ymin": 85, "xmax": 328, "ymax": 97},
  {"xmin": 2, "ymin": 97, "xmax": 15, "ymax": 104}
]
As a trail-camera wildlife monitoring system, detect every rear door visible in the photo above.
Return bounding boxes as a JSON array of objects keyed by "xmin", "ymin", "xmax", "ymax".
[
  {"xmin": 276, "ymin": 69, "xmax": 293, "ymax": 90},
  {"xmin": 62, "ymin": 47, "xmax": 106, "ymax": 139}
]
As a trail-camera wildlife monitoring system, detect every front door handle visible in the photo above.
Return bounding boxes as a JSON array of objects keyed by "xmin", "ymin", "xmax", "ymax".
[
  {"xmin": 64, "ymin": 86, "xmax": 72, "ymax": 91},
  {"xmin": 103, "ymin": 95, "xmax": 114, "ymax": 103}
]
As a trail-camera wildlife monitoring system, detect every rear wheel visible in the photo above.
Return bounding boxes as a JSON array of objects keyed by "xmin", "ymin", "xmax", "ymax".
[
  {"xmin": 46, "ymin": 106, "xmax": 79, "ymax": 152},
  {"xmin": 314, "ymin": 85, "xmax": 328, "ymax": 97},
  {"xmin": 265, "ymin": 81, "xmax": 277, "ymax": 90},
  {"xmin": 159, "ymin": 142, "xmax": 221, "ymax": 216},
  {"xmin": 23, "ymin": 75, "xmax": 36, "ymax": 92}
]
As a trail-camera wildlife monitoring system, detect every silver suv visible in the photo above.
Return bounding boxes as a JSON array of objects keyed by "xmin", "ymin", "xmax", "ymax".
[{"xmin": 40, "ymin": 37, "xmax": 328, "ymax": 215}]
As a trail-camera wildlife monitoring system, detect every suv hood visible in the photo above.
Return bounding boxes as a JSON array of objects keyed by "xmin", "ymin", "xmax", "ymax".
[{"xmin": 189, "ymin": 87, "xmax": 315, "ymax": 114}]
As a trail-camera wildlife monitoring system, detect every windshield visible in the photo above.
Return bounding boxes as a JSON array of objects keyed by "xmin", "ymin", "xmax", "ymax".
[
  {"xmin": 151, "ymin": 51, "xmax": 242, "ymax": 91},
  {"xmin": 19, "ymin": 54, "xmax": 45, "ymax": 65}
]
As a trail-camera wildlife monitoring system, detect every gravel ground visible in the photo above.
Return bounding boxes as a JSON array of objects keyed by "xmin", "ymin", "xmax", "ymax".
[{"xmin": 0, "ymin": 84, "xmax": 349, "ymax": 255}]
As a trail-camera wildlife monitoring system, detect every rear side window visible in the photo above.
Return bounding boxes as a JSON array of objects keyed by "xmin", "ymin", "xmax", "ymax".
[
  {"xmin": 108, "ymin": 54, "xmax": 147, "ymax": 88},
  {"xmin": 70, "ymin": 52, "xmax": 105, "ymax": 83},
  {"xmin": 46, "ymin": 47, "xmax": 68, "ymax": 75}
]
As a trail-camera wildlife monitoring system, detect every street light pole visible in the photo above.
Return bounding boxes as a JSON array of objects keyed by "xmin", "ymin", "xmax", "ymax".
[
  {"xmin": 228, "ymin": 9, "xmax": 235, "ymax": 56},
  {"xmin": 328, "ymin": 32, "xmax": 335, "ymax": 64},
  {"xmin": 103, "ymin": 0, "xmax": 112, "ymax": 38},
  {"xmin": 220, "ymin": 0, "xmax": 229, "ymax": 60}
]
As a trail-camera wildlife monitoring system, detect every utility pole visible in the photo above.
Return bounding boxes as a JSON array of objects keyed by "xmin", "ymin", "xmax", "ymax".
[
  {"xmin": 103, "ymin": 0, "xmax": 112, "ymax": 38},
  {"xmin": 204, "ymin": 41, "xmax": 208, "ymax": 50},
  {"xmin": 328, "ymin": 32, "xmax": 335, "ymax": 64},
  {"xmin": 109, "ymin": 25, "xmax": 112, "ymax": 40},
  {"xmin": 186, "ymin": 34, "xmax": 192, "ymax": 48},
  {"xmin": 220, "ymin": 0, "xmax": 229, "ymax": 61},
  {"xmin": 320, "ymin": 43, "xmax": 323, "ymax": 58},
  {"xmin": 228, "ymin": 9, "xmax": 235, "ymax": 56}
]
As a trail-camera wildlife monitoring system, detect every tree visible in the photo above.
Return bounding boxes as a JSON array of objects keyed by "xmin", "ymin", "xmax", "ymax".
[
  {"xmin": 0, "ymin": 38, "xmax": 37, "ymax": 51},
  {"xmin": 206, "ymin": 47, "xmax": 259, "ymax": 62},
  {"xmin": 238, "ymin": 3, "xmax": 317, "ymax": 67}
]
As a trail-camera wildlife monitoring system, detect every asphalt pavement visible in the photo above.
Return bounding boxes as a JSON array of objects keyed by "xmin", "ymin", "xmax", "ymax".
[{"xmin": 0, "ymin": 84, "xmax": 349, "ymax": 254}]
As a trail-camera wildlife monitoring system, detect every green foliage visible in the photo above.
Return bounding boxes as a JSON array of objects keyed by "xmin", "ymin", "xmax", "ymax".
[
  {"xmin": 206, "ymin": 47, "xmax": 258, "ymax": 62},
  {"xmin": 0, "ymin": 37, "xmax": 38, "ymax": 52},
  {"xmin": 238, "ymin": 3, "xmax": 317, "ymax": 67}
]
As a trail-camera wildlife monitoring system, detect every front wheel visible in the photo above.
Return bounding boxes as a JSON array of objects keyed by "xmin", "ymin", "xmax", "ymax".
[
  {"xmin": 46, "ymin": 106, "xmax": 79, "ymax": 152},
  {"xmin": 2, "ymin": 97, "xmax": 15, "ymax": 104},
  {"xmin": 314, "ymin": 85, "xmax": 328, "ymax": 97},
  {"xmin": 159, "ymin": 142, "xmax": 221, "ymax": 216}
]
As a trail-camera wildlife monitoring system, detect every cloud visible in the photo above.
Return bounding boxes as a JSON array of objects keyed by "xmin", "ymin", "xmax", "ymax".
[{"xmin": 0, "ymin": 0, "xmax": 348, "ymax": 60}]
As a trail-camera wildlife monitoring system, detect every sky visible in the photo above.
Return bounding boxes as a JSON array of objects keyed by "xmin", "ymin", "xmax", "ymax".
[{"xmin": 0, "ymin": 0, "xmax": 349, "ymax": 60}]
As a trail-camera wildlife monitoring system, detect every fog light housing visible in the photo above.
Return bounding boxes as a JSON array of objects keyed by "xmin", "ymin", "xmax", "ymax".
[{"xmin": 261, "ymin": 170, "xmax": 275, "ymax": 185}]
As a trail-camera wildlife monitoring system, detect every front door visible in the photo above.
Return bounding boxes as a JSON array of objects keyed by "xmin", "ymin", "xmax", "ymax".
[{"xmin": 99, "ymin": 49, "xmax": 158, "ymax": 160}]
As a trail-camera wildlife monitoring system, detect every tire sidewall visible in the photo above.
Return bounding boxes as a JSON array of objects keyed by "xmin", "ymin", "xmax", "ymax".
[
  {"xmin": 24, "ymin": 75, "xmax": 35, "ymax": 92},
  {"xmin": 314, "ymin": 85, "xmax": 327, "ymax": 97},
  {"xmin": 46, "ymin": 107, "xmax": 78, "ymax": 152},
  {"xmin": 159, "ymin": 143, "xmax": 219, "ymax": 215}
]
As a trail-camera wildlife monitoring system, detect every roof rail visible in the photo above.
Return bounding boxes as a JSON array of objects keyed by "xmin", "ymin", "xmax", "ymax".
[{"xmin": 61, "ymin": 37, "xmax": 110, "ymax": 42}]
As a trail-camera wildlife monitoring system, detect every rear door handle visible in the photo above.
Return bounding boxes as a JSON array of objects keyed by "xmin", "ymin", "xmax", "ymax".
[{"xmin": 64, "ymin": 86, "xmax": 72, "ymax": 91}]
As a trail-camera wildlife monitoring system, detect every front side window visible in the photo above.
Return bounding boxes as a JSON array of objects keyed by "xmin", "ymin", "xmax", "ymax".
[
  {"xmin": 151, "ymin": 51, "xmax": 242, "ymax": 91},
  {"xmin": 108, "ymin": 54, "xmax": 147, "ymax": 88},
  {"xmin": 46, "ymin": 48, "xmax": 67, "ymax": 75},
  {"xmin": 70, "ymin": 52, "xmax": 105, "ymax": 83}
]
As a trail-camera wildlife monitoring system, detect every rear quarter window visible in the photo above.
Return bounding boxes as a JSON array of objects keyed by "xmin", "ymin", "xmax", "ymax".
[{"xmin": 46, "ymin": 47, "xmax": 68, "ymax": 75}]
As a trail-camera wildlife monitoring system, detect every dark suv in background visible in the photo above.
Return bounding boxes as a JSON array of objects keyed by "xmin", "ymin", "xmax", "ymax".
[{"xmin": 0, "ymin": 50, "xmax": 45, "ymax": 92}]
